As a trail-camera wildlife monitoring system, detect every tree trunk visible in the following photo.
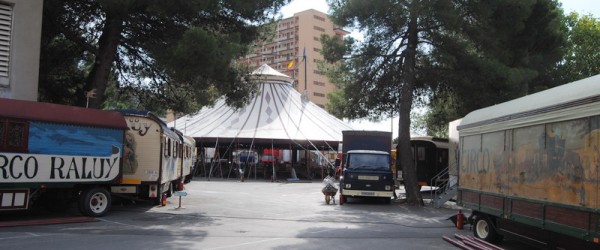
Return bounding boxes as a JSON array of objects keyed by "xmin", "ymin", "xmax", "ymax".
[
  {"xmin": 85, "ymin": 12, "xmax": 123, "ymax": 109},
  {"xmin": 399, "ymin": 1, "xmax": 424, "ymax": 206}
]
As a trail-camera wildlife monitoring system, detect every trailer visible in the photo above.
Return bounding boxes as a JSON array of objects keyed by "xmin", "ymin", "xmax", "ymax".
[
  {"xmin": 455, "ymin": 74, "xmax": 600, "ymax": 249},
  {"xmin": 339, "ymin": 130, "xmax": 394, "ymax": 204},
  {"xmin": 112, "ymin": 110, "xmax": 185, "ymax": 205},
  {"xmin": 395, "ymin": 137, "xmax": 449, "ymax": 187},
  {"xmin": 0, "ymin": 98, "xmax": 127, "ymax": 217}
]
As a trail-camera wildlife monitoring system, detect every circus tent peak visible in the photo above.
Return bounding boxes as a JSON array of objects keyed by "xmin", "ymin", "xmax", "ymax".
[{"xmin": 250, "ymin": 64, "xmax": 293, "ymax": 83}]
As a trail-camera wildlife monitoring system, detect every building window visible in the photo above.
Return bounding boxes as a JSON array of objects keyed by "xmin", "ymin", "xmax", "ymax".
[
  {"xmin": 313, "ymin": 92, "xmax": 325, "ymax": 97},
  {"xmin": 314, "ymin": 81, "xmax": 325, "ymax": 86},
  {"xmin": 0, "ymin": 3, "xmax": 12, "ymax": 87},
  {"xmin": 0, "ymin": 119, "xmax": 28, "ymax": 152},
  {"xmin": 313, "ymin": 26, "xmax": 325, "ymax": 32},
  {"xmin": 313, "ymin": 48, "xmax": 320, "ymax": 52},
  {"xmin": 313, "ymin": 70, "xmax": 324, "ymax": 75},
  {"xmin": 313, "ymin": 15, "xmax": 325, "ymax": 22},
  {"xmin": 314, "ymin": 36, "xmax": 319, "ymax": 41}
]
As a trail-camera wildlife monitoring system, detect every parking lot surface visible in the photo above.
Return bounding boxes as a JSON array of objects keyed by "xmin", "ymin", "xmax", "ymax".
[{"xmin": 0, "ymin": 179, "xmax": 530, "ymax": 250}]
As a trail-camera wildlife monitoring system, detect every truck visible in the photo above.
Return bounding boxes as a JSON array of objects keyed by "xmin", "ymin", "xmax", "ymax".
[
  {"xmin": 338, "ymin": 130, "xmax": 394, "ymax": 205},
  {"xmin": 454, "ymin": 74, "xmax": 600, "ymax": 249},
  {"xmin": 0, "ymin": 98, "xmax": 128, "ymax": 217},
  {"xmin": 0, "ymin": 100, "xmax": 196, "ymax": 217}
]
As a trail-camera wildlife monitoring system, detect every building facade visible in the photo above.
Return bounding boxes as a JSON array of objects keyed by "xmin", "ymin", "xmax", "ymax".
[
  {"xmin": 0, "ymin": 0, "xmax": 43, "ymax": 101},
  {"xmin": 244, "ymin": 9, "xmax": 348, "ymax": 109}
]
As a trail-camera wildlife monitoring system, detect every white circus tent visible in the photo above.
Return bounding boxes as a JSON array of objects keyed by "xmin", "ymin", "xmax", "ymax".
[
  {"xmin": 169, "ymin": 64, "xmax": 355, "ymax": 180},
  {"xmin": 170, "ymin": 64, "xmax": 355, "ymax": 149}
]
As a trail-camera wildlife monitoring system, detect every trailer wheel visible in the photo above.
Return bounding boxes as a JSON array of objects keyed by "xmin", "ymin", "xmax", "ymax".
[
  {"xmin": 79, "ymin": 187, "xmax": 111, "ymax": 217},
  {"xmin": 473, "ymin": 215, "xmax": 499, "ymax": 243}
]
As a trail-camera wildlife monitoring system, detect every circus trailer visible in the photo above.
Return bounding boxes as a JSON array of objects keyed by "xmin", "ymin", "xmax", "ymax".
[
  {"xmin": 113, "ymin": 110, "xmax": 184, "ymax": 205},
  {"xmin": 0, "ymin": 98, "xmax": 127, "ymax": 217},
  {"xmin": 454, "ymin": 74, "xmax": 600, "ymax": 249},
  {"xmin": 395, "ymin": 137, "xmax": 449, "ymax": 187},
  {"xmin": 338, "ymin": 130, "xmax": 394, "ymax": 205}
]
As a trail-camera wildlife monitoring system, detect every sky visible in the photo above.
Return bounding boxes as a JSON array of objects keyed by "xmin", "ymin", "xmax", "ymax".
[
  {"xmin": 281, "ymin": 0, "xmax": 600, "ymax": 18},
  {"xmin": 279, "ymin": 0, "xmax": 600, "ymax": 137}
]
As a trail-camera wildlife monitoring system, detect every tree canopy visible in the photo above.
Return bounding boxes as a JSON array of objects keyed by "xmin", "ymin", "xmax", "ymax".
[
  {"xmin": 553, "ymin": 12, "xmax": 600, "ymax": 84},
  {"xmin": 323, "ymin": 0, "xmax": 566, "ymax": 205},
  {"xmin": 39, "ymin": 0, "xmax": 289, "ymax": 113}
]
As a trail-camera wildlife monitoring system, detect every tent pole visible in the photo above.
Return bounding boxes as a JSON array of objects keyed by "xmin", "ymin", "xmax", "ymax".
[
  {"xmin": 305, "ymin": 149, "xmax": 310, "ymax": 179},
  {"xmin": 271, "ymin": 140, "xmax": 276, "ymax": 182},
  {"xmin": 208, "ymin": 138, "xmax": 219, "ymax": 181}
]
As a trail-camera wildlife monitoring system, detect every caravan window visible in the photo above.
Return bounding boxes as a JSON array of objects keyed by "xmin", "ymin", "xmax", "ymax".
[
  {"xmin": 164, "ymin": 138, "xmax": 170, "ymax": 157},
  {"xmin": 0, "ymin": 119, "xmax": 28, "ymax": 152}
]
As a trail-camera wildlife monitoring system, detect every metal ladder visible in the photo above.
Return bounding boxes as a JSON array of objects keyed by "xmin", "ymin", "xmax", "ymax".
[{"xmin": 430, "ymin": 167, "xmax": 458, "ymax": 208}]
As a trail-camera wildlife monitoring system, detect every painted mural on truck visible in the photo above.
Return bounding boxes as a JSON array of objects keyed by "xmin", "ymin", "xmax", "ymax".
[
  {"xmin": 460, "ymin": 116, "xmax": 600, "ymax": 208},
  {"xmin": 0, "ymin": 121, "xmax": 123, "ymax": 182}
]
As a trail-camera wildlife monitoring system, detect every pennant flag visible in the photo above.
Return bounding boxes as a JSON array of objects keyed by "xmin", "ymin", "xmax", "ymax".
[
  {"xmin": 287, "ymin": 59, "xmax": 295, "ymax": 70},
  {"xmin": 302, "ymin": 47, "xmax": 306, "ymax": 61}
]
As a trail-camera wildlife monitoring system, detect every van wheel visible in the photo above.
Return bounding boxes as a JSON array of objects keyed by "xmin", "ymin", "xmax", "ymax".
[
  {"xmin": 79, "ymin": 188, "xmax": 111, "ymax": 217},
  {"xmin": 473, "ymin": 215, "xmax": 500, "ymax": 243},
  {"xmin": 383, "ymin": 197, "xmax": 392, "ymax": 204}
]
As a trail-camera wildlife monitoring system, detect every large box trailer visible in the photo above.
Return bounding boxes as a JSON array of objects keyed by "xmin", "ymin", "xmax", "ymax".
[{"xmin": 456, "ymin": 74, "xmax": 600, "ymax": 249}]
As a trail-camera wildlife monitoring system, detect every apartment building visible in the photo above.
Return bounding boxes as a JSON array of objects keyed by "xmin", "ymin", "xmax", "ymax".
[
  {"xmin": 0, "ymin": 0, "xmax": 43, "ymax": 101},
  {"xmin": 244, "ymin": 9, "xmax": 348, "ymax": 109}
]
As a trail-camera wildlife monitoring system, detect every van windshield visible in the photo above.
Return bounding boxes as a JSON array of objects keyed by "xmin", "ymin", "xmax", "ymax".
[{"xmin": 347, "ymin": 153, "xmax": 390, "ymax": 170}]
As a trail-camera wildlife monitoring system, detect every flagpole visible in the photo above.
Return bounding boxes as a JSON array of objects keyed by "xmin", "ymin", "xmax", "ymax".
[{"xmin": 303, "ymin": 47, "xmax": 307, "ymax": 92}]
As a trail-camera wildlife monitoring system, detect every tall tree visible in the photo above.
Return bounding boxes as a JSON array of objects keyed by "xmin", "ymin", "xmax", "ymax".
[
  {"xmin": 323, "ymin": 0, "xmax": 565, "ymax": 205},
  {"xmin": 40, "ymin": 0, "xmax": 289, "ymax": 112},
  {"xmin": 553, "ymin": 12, "xmax": 600, "ymax": 84}
]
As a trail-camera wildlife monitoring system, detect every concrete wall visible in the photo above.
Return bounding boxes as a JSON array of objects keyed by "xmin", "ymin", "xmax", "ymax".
[{"xmin": 0, "ymin": 0, "xmax": 43, "ymax": 101}]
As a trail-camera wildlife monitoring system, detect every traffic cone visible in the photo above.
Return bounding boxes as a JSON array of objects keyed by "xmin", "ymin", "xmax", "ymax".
[{"xmin": 456, "ymin": 209, "xmax": 464, "ymax": 230}]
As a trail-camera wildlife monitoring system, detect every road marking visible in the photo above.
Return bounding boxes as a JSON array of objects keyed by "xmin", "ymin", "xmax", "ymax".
[
  {"xmin": 0, "ymin": 232, "xmax": 41, "ymax": 240},
  {"xmin": 204, "ymin": 237, "xmax": 283, "ymax": 250},
  {"xmin": 307, "ymin": 228, "xmax": 336, "ymax": 234},
  {"xmin": 96, "ymin": 218, "xmax": 141, "ymax": 228}
]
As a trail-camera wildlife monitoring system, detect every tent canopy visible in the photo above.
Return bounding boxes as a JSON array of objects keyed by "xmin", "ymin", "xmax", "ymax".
[{"xmin": 169, "ymin": 64, "xmax": 355, "ymax": 150}]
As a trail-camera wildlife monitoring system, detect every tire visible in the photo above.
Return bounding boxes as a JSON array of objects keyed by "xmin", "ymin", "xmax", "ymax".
[
  {"xmin": 150, "ymin": 185, "xmax": 162, "ymax": 205},
  {"xmin": 383, "ymin": 197, "xmax": 392, "ymax": 204},
  {"xmin": 166, "ymin": 182, "xmax": 174, "ymax": 197},
  {"xmin": 473, "ymin": 215, "xmax": 500, "ymax": 243},
  {"xmin": 79, "ymin": 187, "xmax": 111, "ymax": 217}
]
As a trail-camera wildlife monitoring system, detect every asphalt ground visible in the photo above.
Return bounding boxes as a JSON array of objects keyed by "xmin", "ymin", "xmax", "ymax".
[{"xmin": 0, "ymin": 178, "xmax": 532, "ymax": 250}]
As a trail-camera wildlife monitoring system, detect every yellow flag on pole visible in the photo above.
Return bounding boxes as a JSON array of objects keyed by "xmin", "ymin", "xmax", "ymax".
[{"xmin": 287, "ymin": 59, "xmax": 295, "ymax": 70}]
